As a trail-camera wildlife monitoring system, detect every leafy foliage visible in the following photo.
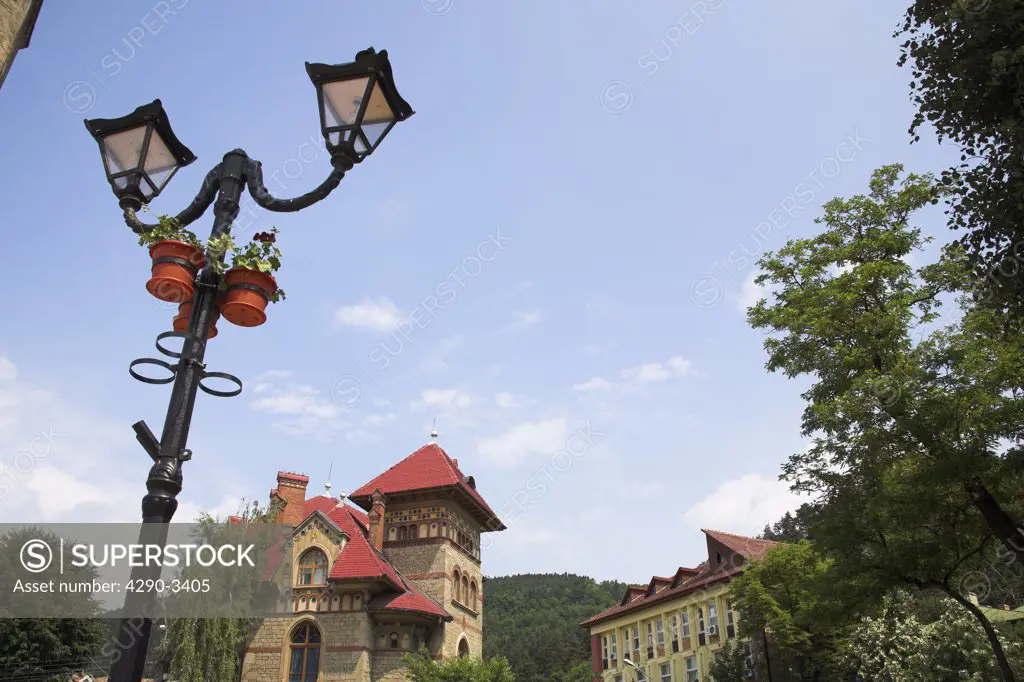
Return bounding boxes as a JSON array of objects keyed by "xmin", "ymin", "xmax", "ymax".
[
  {"xmin": 896, "ymin": 0, "xmax": 1024, "ymax": 313},
  {"xmin": 758, "ymin": 509, "xmax": 810, "ymax": 543},
  {"xmin": 483, "ymin": 573, "xmax": 626, "ymax": 682},
  {"xmin": 231, "ymin": 228, "xmax": 286, "ymax": 302},
  {"xmin": 744, "ymin": 164, "xmax": 1024, "ymax": 679},
  {"xmin": 837, "ymin": 589, "xmax": 1024, "ymax": 680},
  {"xmin": 136, "ymin": 210, "xmax": 201, "ymax": 249},
  {"xmin": 707, "ymin": 640, "xmax": 752, "ymax": 682},
  {"xmin": 0, "ymin": 528, "xmax": 107, "ymax": 682},
  {"xmin": 404, "ymin": 651, "xmax": 516, "ymax": 682},
  {"xmin": 157, "ymin": 499, "xmax": 279, "ymax": 682}
]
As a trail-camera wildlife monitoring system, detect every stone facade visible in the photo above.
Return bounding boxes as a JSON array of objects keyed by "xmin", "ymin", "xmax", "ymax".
[
  {"xmin": 241, "ymin": 450, "xmax": 503, "ymax": 682},
  {"xmin": 0, "ymin": 0, "xmax": 42, "ymax": 91}
]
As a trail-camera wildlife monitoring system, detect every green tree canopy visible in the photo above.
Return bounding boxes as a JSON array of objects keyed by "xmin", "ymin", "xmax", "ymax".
[{"xmin": 404, "ymin": 652, "xmax": 516, "ymax": 682}]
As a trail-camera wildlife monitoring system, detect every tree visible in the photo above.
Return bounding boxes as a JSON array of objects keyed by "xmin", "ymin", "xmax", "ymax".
[
  {"xmin": 838, "ymin": 589, "xmax": 1024, "ymax": 680},
  {"xmin": 157, "ymin": 499, "xmax": 280, "ymax": 682},
  {"xmin": 707, "ymin": 640, "xmax": 753, "ymax": 682},
  {"xmin": 404, "ymin": 651, "xmax": 516, "ymax": 682},
  {"xmin": 759, "ymin": 508, "xmax": 811, "ymax": 543},
  {"xmin": 483, "ymin": 573, "xmax": 625, "ymax": 682},
  {"xmin": 836, "ymin": 590, "xmax": 929, "ymax": 681},
  {"xmin": 0, "ymin": 528, "xmax": 108, "ymax": 682},
  {"xmin": 897, "ymin": 0, "xmax": 1024, "ymax": 313},
  {"xmin": 729, "ymin": 542, "xmax": 851, "ymax": 681},
  {"xmin": 747, "ymin": 164, "xmax": 1024, "ymax": 679}
]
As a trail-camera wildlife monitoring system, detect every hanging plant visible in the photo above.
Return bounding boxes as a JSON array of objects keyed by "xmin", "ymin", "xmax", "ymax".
[
  {"xmin": 219, "ymin": 228, "xmax": 286, "ymax": 328},
  {"xmin": 141, "ymin": 212, "xmax": 206, "ymax": 303}
]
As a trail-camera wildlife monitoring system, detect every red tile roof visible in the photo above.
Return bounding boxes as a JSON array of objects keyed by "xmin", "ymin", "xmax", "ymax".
[
  {"xmin": 349, "ymin": 443, "xmax": 504, "ymax": 529},
  {"xmin": 703, "ymin": 529, "xmax": 777, "ymax": 561},
  {"xmin": 292, "ymin": 495, "xmax": 451, "ymax": 620},
  {"xmin": 581, "ymin": 530, "xmax": 780, "ymax": 628}
]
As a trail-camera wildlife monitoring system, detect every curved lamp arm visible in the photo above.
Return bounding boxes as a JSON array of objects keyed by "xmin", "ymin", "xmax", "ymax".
[
  {"xmin": 245, "ymin": 159, "xmax": 345, "ymax": 213},
  {"xmin": 122, "ymin": 165, "xmax": 222, "ymax": 234}
]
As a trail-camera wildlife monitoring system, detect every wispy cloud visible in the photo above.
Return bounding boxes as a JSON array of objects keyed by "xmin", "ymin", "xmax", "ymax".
[
  {"xmin": 682, "ymin": 474, "xmax": 808, "ymax": 536},
  {"xmin": 575, "ymin": 355, "xmax": 695, "ymax": 393},
  {"xmin": 411, "ymin": 388, "xmax": 473, "ymax": 411},
  {"xmin": 572, "ymin": 377, "xmax": 613, "ymax": 392},
  {"xmin": 334, "ymin": 297, "xmax": 403, "ymax": 332},
  {"xmin": 478, "ymin": 417, "xmax": 570, "ymax": 468}
]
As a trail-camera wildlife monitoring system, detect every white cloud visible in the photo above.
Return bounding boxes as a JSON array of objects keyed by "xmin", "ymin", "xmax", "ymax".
[
  {"xmin": 621, "ymin": 356, "xmax": 695, "ymax": 384},
  {"xmin": 364, "ymin": 413, "xmax": 398, "ymax": 427},
  {"xmin": 248, "ymin": 374, "xmax": 349, "ymax": 440},
  {"xmin": 572, "ymin": 377, "xmax": 612, "ymax": 392},
  {"xmin": 411, "ymin": 388, "xmax": 473, "ymax": 411},
  {"xmin": 494, "ymin": 393, "xmax": 522, "ymax": 409},
  {"xmin": 517, "ymin": 311, "xmax": 542, "ymax": 327},
  {"xmin": 334, "ymin": 297, "xmax": 403, "ymax": 331},
  {"xmin": 681, "ymin": 474, "xmax": 807, "ymax": 536},
  {"xmin": 0, "ymin": 357, "xmax": 16, "ymax": 381},
  {"xmin": 478, "ymin": 417, "xmax": 569, "ymax": 467}
]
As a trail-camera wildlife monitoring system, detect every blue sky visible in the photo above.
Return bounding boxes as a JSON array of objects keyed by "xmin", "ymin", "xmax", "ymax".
[{"xmin": 0, "ymin": 0, "xmax": 958, "ymax": 583}]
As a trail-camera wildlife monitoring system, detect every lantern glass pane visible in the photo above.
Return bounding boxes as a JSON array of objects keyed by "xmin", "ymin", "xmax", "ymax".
[
  {"xmin": 361, "ymin": 121, "xmax": 393, "ymax": 147},
  {"xmin": 102, "ymin": 125, "xmax": 148, "ymax": 176},
  {"xmin": 361, "ymin": 81, "xmax": 394, "ymax": 125},
  {"xmin": 322, "ymin": 76, "xmax": 370, "ymax": 127},
  {"xmin": 143, "ymin": 130, "xmax": 177, "ymax": 176}
]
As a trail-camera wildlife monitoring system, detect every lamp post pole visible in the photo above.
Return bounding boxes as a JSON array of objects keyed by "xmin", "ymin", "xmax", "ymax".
[{"xmin": 83, "ymin": 48, "xmax": 414, "ymax": 682}]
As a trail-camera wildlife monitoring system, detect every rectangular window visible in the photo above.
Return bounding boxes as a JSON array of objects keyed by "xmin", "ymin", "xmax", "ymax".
[
  {"xmin": 656, "ymin": 618, "xmax": 665, "ymax": 646},
  {"xmin": 603, "ymin": 636, "xmax": 609, "ymax": 660},
  {"xmin": 611, "ymin": 632, "xmax": 618, "ymax": 660},
  {"xmin": 637, "ymin": 672, "xmax": 647, "ymax": 682},
  {"xmin": 726, "ymin": 599, "xmax": 735, "ymax": 626},
  {"xmin": 708, "ymin": 602, "xmax": 718, "ymax": 632},
  {"xmin": 697, "ymin": 607, "xmax": 706, "ymax": 646},
  {"xmin": 681, "ymin": 612, "xmax": 690, "ymax": 638},
  {"xmin": 615, "ymin": 676, "xmax": 623, "ymax": 682},
  {"xmin": 659, "ymin": 662, "xmax": 672, "ymax": 682},
  {"xmin": 647, "ymin": 623, "xmax": 654, "ymax": 648},
  {"xmin": 684, "ymin": 656, "xmax": 698, "ymax": 682},
  {"xmin": 633, "ymin": 626, "xmax": 640, "ymax": 651},
  {"xmin": 671, "ymin": 616, "xmax": 679, "ymax": 641}
]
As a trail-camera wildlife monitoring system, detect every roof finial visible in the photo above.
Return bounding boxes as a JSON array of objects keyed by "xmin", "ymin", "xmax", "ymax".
[
  {"xmin": 430, "ymin": 419, "xmax": 439, "ymax": 443},
  {"xmin": 325, "ymin": 463, "xmax": 333, "ymax": 495}
]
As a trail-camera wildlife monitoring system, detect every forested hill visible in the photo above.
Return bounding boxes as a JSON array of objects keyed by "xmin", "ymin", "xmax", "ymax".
[{"xmin": 483, "ymin": 573, "xmax": 627, "ymax": 682}]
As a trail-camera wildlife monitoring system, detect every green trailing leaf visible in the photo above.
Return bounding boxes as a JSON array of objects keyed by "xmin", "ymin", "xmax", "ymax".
[
  {"xmin": 230, "ymin": 227, "xmax": 286, "ymax": 303},
  {"xmin": 137, "ymin": 209, "xmax": 202, "ymax": 250}
]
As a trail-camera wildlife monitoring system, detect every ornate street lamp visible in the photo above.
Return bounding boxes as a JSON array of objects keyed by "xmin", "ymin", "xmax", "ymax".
[
  {"xmin": 306, "ymin": 48, "xmax": 414, "ymax": 166},
  {"xmin": 82, "ymin": 48, "xmax": 413, "ymax": 682},
  {"xmin": 84, "ymin": 99, "xmax": 196, "ymax": 209}
]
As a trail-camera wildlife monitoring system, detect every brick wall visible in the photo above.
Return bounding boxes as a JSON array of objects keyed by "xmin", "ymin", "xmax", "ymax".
[{"xmin": 243, "ymin": 612, "xmax": 373, "ymax": 682}]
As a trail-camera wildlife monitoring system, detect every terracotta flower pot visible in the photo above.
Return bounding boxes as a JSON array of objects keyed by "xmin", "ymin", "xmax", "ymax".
[
  {"xmin": 146, "ymin": 240, "xmax": 205, "ymax": 303},
  {"xmin": 173, "ymin": 301, "xmax": 220, "ymax": 339},
  {"xmin": 220, "ymin": 268, "xmax": 278, "ymax": 327}
]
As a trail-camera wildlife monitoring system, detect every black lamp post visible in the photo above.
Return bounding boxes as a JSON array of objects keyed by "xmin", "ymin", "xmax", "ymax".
[{"xmin": 83, "ymin": 47, "xmax": 413, "ymax": 682}]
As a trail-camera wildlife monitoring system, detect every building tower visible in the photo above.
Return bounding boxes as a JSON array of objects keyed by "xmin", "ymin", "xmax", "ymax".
[{"xmin": 348, "ymin": 442, "xmax": 506, "ymax": 658}]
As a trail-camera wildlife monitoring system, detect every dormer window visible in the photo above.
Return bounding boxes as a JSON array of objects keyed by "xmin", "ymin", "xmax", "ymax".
[
  {"xmin": 298, "ymin": 549, "xmax": 328, "ymax": 586},
  {"xmin": 716, "ymin": 551, "xmax": 722, "ymax": 564}
]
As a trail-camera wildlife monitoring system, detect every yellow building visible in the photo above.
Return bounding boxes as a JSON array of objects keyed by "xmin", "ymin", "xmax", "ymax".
[{"xmin": 581, "ymin": 530, "xmax": 777, "ymax": 682}]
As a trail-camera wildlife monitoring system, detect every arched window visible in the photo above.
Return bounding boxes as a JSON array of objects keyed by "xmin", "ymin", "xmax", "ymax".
[
  {"xmin": 470, "ymin": 581, "xmax": 478, "ymax": 610},
  {"xmin": 441, "ymin": 522, "xmax": 448, "ymax": 537},
  {"xmin": 453, "ymin": 569, "xmax": 461, "ymax": 602},
  {"xmin": 390, "ymin": 632, "xmax": 400, "ymax": 649},
  {"xmin": 388, "ymin": 527, "xmax": 397, "ymax": 541},
  {"xmin": 353, "ymin": 593, "xmax": 362, "ymax": 611},
  {"xmin": 298, "ymin": 549, "xmax": 328, "ymax": 586},
  {"xmin": 289, "ymin": 622, "xmax": 321, "ymax": 682},
  {"xmin": 377, "ymin": 632, "xmax": 387, "ymax": 649},
  {"xmin": 402, "ymin": 633, "xmax": 410, "ymax": 649},
  {"xmin": 398, "ymin": 526, "xmax": 407, "ymax": 541},
  {"xmin": 458, "ymin": 638, "xmax": 470, "ymax": 658},
  {"xmin": 462, "ymin": 576, "xmax": 469, "ymax": 605},
  {"xmin": 410, "ymin": 524, "xmax": 418, "ymax": 540}
]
